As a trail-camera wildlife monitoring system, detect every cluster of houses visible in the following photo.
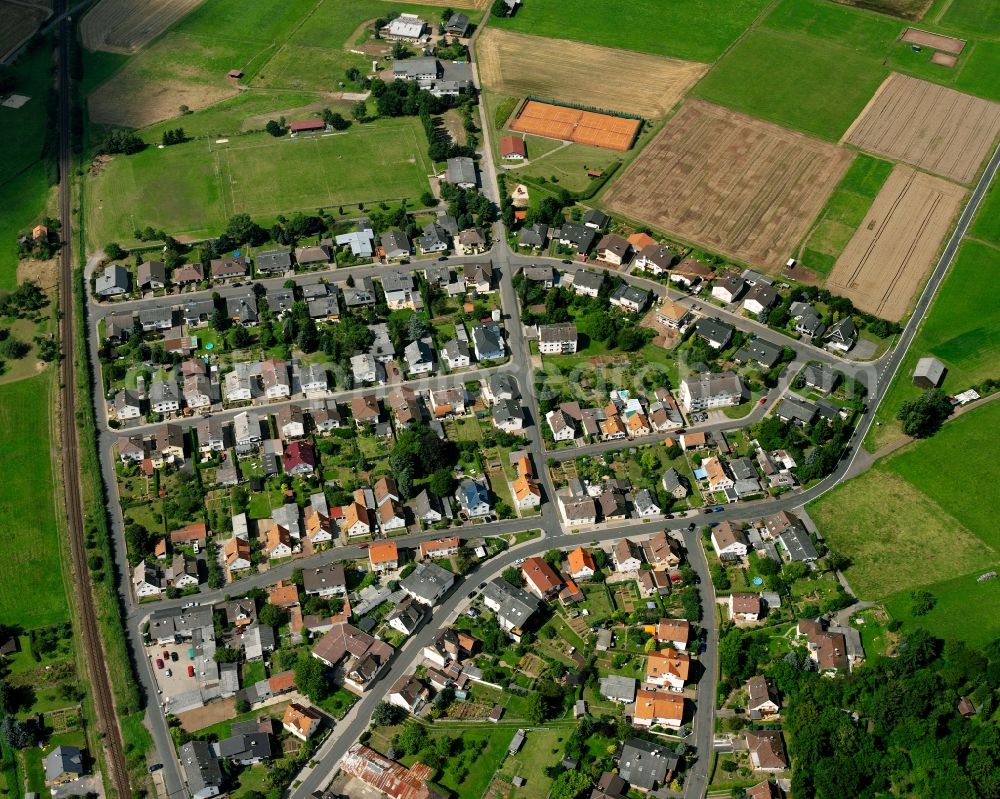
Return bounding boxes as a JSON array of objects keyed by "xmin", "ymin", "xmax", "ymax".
[
  {"xmin": 710, "ymin": 511, "xmax": 819, "ymax": 572},
  {"xmin": 107, "ymin": 267, "xmax": 504, "ymax": 421},
  {"xmin": 546, "ymin": 386, "xmax": 685, "ymax": 445},
  {"xmin": 519, "ymin": 262, "xmax": 653, "ymax": 315},
  {"xmin": 94, "ymin": 209, "xmax": 492, "ymax": 301},
  {"xmin": 555, "ymin": 470, "xmax": 679, "ymax": 529}
]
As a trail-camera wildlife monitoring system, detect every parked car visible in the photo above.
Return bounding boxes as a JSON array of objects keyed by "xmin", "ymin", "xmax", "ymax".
[
  {"xmin": 148, "ymin": 764, "xmax": 163, "ymax": 773},
  {"xmin": 170, "ymin": 651, "xmax": 178, "ymax": 662},
  {"xmin": 162, "ymin": 649, "xmax": 170, "ymax": 659},
  {"xmin": 155, "ymin": 658, "xmax": 164, "ymax": 669},
  {"xmin": 187, "ymin": 665, "xmax": 195, "ymax": 677},
  {"xmin": 165, "ymin": 668, "xmax": 172, "ymax": 677}
]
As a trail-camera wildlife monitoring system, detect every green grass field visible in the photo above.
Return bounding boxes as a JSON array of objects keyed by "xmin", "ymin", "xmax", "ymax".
[
  {"xmin": 886, "ymin": 401, "xmax": 1000, "ymax": 550},
  {"xmin": 884, "ymin": 569, "xmax": 1000, "ymax": 647},
  {"xmin": 939, "ymin": 0, "xmax": 1000, "ymax": 38},
  {"xmin": 0, "ymin": 374, "xmax": 66, "ymax": 628},
  {"xmin": 694, "ymin": 0, "xmax": 1000, "ymax": 140},
  {"xmin": 86, "ymin": 118, "xmax": 432, "ymax": 248},
  {"xmin": 808, "ymin": 468, "xmax": 994, "ymax": 601},
  {"xmin": 867, "ymin": 240, "xmax": 1000, "ymax": 449},
  {"xmin": 492, "ymin": 0, "xmax": 770, "ymax": 62},
  {"xmin": 798, "ymin": 155, "xmax": 893, "ymax": 274},
  {"xmin": 692, "ymin": 27, "xmax": 887, "ymax": 141},
  {"xmin": 970, "ymin": 177, "xmax": 1000, "ymax": 248}
]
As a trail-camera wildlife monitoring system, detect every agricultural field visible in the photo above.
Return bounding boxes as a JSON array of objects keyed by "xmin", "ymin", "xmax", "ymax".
[
  {"xmin": 79, "ymin": 0, "xmax": 204, "ymax": 53},
  {"xmin": 969, "ymin": 176, "xmax": 1000, "ymax": 247},
  {"xmin": 796, "ymin": 154, "xmax": 894, "ymax": 276},
  {"xmin": 938, "ymin": 0, "xmax": 1000, "ymax": 37},
  {"xmin": 694, "ymin": 0, "xmax": 1000, "ymax": 140},
  {"xmin": 602, "ymin": 100, "xmax": 852, "ymax": 270},
  {"xmin": 867, "ymin": 239, "xmax": 1000, "ymax": 449},
  {"xmin": 844, "ymin": 74, "xmax": 1000, "ymax": 185},
  {"xmin": 0, "ymin": 374, "xmax": 66, "ymax": 628},
  {"xmin": 0, "ymin": 1, "xmax": 50, "ymax": 62},
  {"xmin": 490, "ymin": 0, "xmax": 771, "ymax": 62},
  {"xmin": 476, "ymin": 28, "xmax": 707, "ymax": 119},
  {"xmin": 826, "ymin": 165, "xmax": 966, "ymax": 321},
  {"xmin": 85, "ymin": 118, "xmax": 433, "ymax": 249},
  {"xmin": 832, "ymin": 0, "xmax": 932, "ymax": 19}
]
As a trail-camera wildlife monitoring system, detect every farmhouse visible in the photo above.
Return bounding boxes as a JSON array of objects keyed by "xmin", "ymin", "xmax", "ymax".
[{"xmin": 382, "ymin": 13, "xmax": 426, "ymax": 41}]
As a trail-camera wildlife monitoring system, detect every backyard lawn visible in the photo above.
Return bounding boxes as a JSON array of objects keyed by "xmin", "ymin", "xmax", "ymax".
[{"xmin": 498, "ymin": 726, "xmax": 574, "ymax": 799}]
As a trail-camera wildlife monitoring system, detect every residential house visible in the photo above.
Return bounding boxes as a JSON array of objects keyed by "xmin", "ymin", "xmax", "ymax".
[
  {"xmin": 335, "ymin": 230, "xmax": 375, "ymax": 259},
  {"xmin": 380, "ymin": 230, "xmax": 411, "ymax": 261},
  {"xmin": 441, "ymin": 338, "xmax": 471, "ymax": 369},
  {"xmin": 419, "ymin": 223, "xmax": 450, "ymax": 255},
  {"xmin": 570, "ymin": 269, "xmax": 604, "ymax": 296},
  {"xmin": 492, "ymin": 398, "xmax": 525, "ymax": 432},
  {"xmin": 184, "ymin": 374, "xmax": 214, "ymax": 409},
  {"xmin": 388, "ymin": 674, "xmax": 429, "ymax": 714},
  {"xmin": 517, "ymin": 223, "xmax": 548, "ymax": 250},
  {"xmin": 538, "ymin": 323, "xmax": 577, "ymax": 354},
  {"xmin": 825, "ymin": 317, "xmax": 857, "ymax": 353},
  {"xmin": 653, "ymin": 618, "xmax": 691, "ymax": 650},
  {"xmin": 458, "ymin": 228, "xmax": 486, "ymax": 255},
  {"xmin": 646, "ymin": 648, "xmax": 690, "ymax": 692},
  {"xmin": 567, "ymin": 546, "xmax": 596, "ymax": 581},
  {"xmin": 599, "ymin": 674, "xmax": 636, "ymax": 704},
  {"xmin": 282, "ymin": 704, "xmax": 321, "ymax": 741},
  {"xmin": 745, "ymin": 731, "xmax": 788, "ymax": 772},
  {"xmin": 299, "ymin": 362, "xmax": 328, "ymax": 394},
  {"xmin": 382, "ymin": 271, "xmax": 418, "ymax": 309},
  {"xmin": 283, "ymin": 441, "xmax": 316, "ymax": 475},
  {"xmin": 596, "ymin": 234, "xmax": 632, "ymax": 266},
  {"xmin": 311, "ymin": 623, "xmax": 394, "ymax": 691},
  {"xmin": 149, "ymin": 379, "xmax": 181, "ymax": 414},
  {"xmin": 556, "ymin": 223, "xmax": 596, "ymax": 254},
  {"xmin": 403, "ymin": 337, "xmax": 435, "ymax": 375},
  {"xmin": 302, "ymin": 563, "xmax": 346, "ymax": 597},
  {"xmin": 546, "ymin": 408, "xmax": 577, "ymax": 441},
  {"xmin": 693, "ymin": 317, "xmax": 734, "ymax": 349},
  {"xmin": 430, "ymin": 387, "xmax": 466, "ymax": 417},
  {"xmin": 703, "ymin": 457, "xmax": 735, "ymax": 493},
  {"xmin": 729, "ymin": 592, "xmax": 762, "ymax": 622},
  {"xmin": 339, "ymin": 744, "xmax": 442, "ymax": 799},
  {"xmin": 661, "ymin": 468, "xmax": 688, "ymax": 499},
  {"xmin": 95, "ymin": 264, "xmax": 130, "ymax": 297},
  {"xmin": 44, "ymin": 746, "xmax": 85, "ymax": 787},
  {"xmin": 178, "ymin": 741, "xmax": 223, "ymax": 799},
  {"xmin": 276, "ymin": 404, "xmax": 306, "ymax": 439},
  {"xmin": 484, "ymin": 373, "xmax": 520, "ymax": 404},
  {"xmin": 584, "ymin": 209, "xmax": 608, "ymax": 229},
  {"xmin": 133, "ymin": 560, "xmax": 162, "ymax": 598},
  {"xmin": 558, "ymin": 493, "xmax": 597, "ymax": 526},
  {"xmin": 350, "ymin": 394, "xmax": 381, "ymax": 426},
  {"xmin": 169, "ymin": 554, "xmax": 200, "ymax": 589},
  {"xmin": 113, "ymin": 389, "xmax": 142, "ymax": 420},
  {"xmin": 463, "ymin": 261, "xmax": 493, "ymax": 293},
  {"xmin": 481, "ymin": 578, "xmax": 542, "ymax": 638},
  {"xmin": 712, "ymin": 521, "xmax": 748, "ymax": 560},
  {"xmin": 172, "ymin": 263, "xmax": 205, "ymax": 287},
  {"xmin": 138, "ymin": 306, "xmax": 174, "ymax": 331},
  {"xmin": 669, "ymin": 258, "xmax": 713, "ymax": 288},
  {"xmin": 294, "ymin": 244, "xmax": 332, "ymax": 267},
  {"xmin": 401, "ymin": 561, "xmax": 455, "ymax": 605},
  {"xmin": 618, "ymin": 738, "xmax": 678, "ymax": 794},
  {"xmin": 223, "ymin": 537, "xmax": 252, "ymax": 575},
  {"xmin": 255, "ymin": 249, "xmax": 292, "ymax": 275},
  {"xmin": 612, "ymin": 539, "xmax": 643, "ymax": 572},
  {"xmin": 632, "ymin": 689, "xmax": 684, "ymax": 728},
  {"xmin": 227, "ymin": 292, "xmax": 258, "ymax": 326},
  {"xmin": 610, "ymin": 284, "xmax": 650, "ymax": 313},
  {"xmin": 744, "ymin": 284, "xmax": 779, "ymax": 316},
  {"xmin": 678, "ymin": 372, "xmax": 744, "ymax": 412},
  {"xmin": 521, "ymin": 557, "xmax": 563, "ymax": 600},
  {"xmin": 790, "ymin": 302, "xmax": 826, "ymax": 339},
  {"xmin": 455, "ymin": 479, "xmax": 491, "ymax": 517},
  {"xmin": 386, "ymin": 595, "xmax": 426, "ymax": 636},
  {"xmin": 633, "ymin": 488, "xmax": 661, "ymax": 517},
  {"xmin": 217, "ymin": 732, "xmax": 273, "ymax": 766},
  {"xmin": 471, "ymin": 324, "xmax": 504, "ymax": 361},
  {"xmin": 232, "ymin": 411, "xmax": 262, "ymax": 454},
  {"xmin": 642, "ymin": 531, "xmax": 681, "ymax": 570},
  {"xmin": 746, "ymin": 675, "xmax": 781, "ymax": 719},
  {"xmin": 635, "ymin": 243, "xmax": 676, "ymax": 275},
  {"xmin": 351, "ymin": 353, "xmax": 383, "ymax": 386},
  {"xmin": 137, "ymin": 260, "xmax": 166, "ymax": 290},
  {"xmin": 712, "ymin": 275, "xmax": 747, "ymax": 303},
  {"xmin": 656, "ymin": 299, "xmax": 691, "ymax": 330},
  {"xmin": 368, "ymin": 541, "xmax": 398, "ymax": 573},
  {"xmin": 210, "ymin": 256, "xmax": 248, "ymax": 281},
  {"xmin": 261, "ymin": 521, "xmax": 293, "ymax": 560}
]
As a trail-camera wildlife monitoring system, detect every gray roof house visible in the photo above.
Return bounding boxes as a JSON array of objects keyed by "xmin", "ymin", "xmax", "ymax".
[
  {"xmin": 137, "ymin": 260, "xmax": 166, "ymax": 289},
  {"xmin": 571, "ymin": 269, "xmax": 605, "ymax": 296},
  {"xmin": 400, "ymin": 561, "xmax": 455, "ymax": 605},
  {"xmin": 403, "ymin": 337, "xmax": 435, "ymax": 375},
  {"xmin": 178, "ymin": 741, "xmax": 223, "ymax": 799},
  {"xmin": 556, "ymin": 223, "xmax": 596, "ymax": 252},
  {"xmin": 791, "ymin": 301, "xmax": 826, "ymax": 338},
  {"xmin": 217, "ymin": 732, "xmax": 273, "ymax": 765},
  {"xmin": 445, "ymin": 11, "xmax": 470, "ymax": 35},
  {"xmin": 481, "ymin": 578, "xmax": 542, "ymax": 636},
  {"xmin": 518, "ymin": 223, "xmax": 548, "ymax": 249},
  {"xmin": 445, "ymin": 156, "xmax": 477, "ymax": 188},
  {"xmin": 735, "ymin": 337, "xmax": 784, "ymax": 369},
  {"xmin": 777, "ymin": 397, "xmax": 817, "ymax": 424},
  {"xmin": 380, "ymin": 230, "xmax": 411, "ymax": 260},
  {"xmin": 471, "ymin": 324, "xmax": 505, "ymax": 361},
  {"xmin": 95, "ymin": 264, "xmax": 130, "ymax": 297},
  {"xmin": 44, "ymin": 745, "xmax": 84, "ymax": 785},
  {"xmin": 825, "ymin": 317, "xmax": 857, "ymax": 352},
  {"xmin": 255, "ymin": 249, "xmax": 292, "ymax": 274},
  {"xmin": 335, "ymin": 230, "xmax": 375, "ymax": 258},
  {"xmin": 584, "ymin": 209, "xmax": 608, "ymax": 229},
  {"xmin": 802, "ymin": 363, "xmax": 840, "ymax": 393},
  {"xmin": 693, "ymin": 317, "xmax": 735, "ymax": 349},
  {"xmin": 598, "ymin": 674, "xmax": 636, "ymax": 703},
  {"xmin": 419, "ymin": 223, "xmax": 450, "ymax": 254},
  {"xmin": 618, "ymin": 738, "xmax": 678, "ymax": 792},
  {"xmin": 913, "ymin": 356, "xmax": 946, "ymax": 389},
  {"xmin": 412, "ymin": 489, "xmax": 443, "ymax": 523}
]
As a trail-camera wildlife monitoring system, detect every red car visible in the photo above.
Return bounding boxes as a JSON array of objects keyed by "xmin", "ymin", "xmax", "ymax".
[
  {"xmin": 187, "ymin": 665, "xmax": 195, "ymax": 678},
  {"xmin": 359, "ymin": 543, "xmax": 369, "ymax": 549},
  {"xmin": 155, "ymin": 658, "xmax": 164, "ymax": 669},
  {"xmin": 162, "ymin": 649, "xmax": 170, "ymax": 660},
  {"xmin": 759, "ymin": 397, "xmax": 767, "ymax": 405}
]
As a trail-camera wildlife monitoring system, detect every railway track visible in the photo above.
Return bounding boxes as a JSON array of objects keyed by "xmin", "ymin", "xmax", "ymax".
[{"xmin": 54, "ymin": 5, "xmax": 132, "ymax": 798}]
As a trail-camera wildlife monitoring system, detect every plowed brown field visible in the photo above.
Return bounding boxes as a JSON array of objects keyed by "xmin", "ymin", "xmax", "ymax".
[
  {"xmin": 844, "ymin": 73, "xmax": 1000, "ymax": 185},
  {"xmin": 828, "ymin": 165, "xmax": 965, "ymax": 321},
  {"xmin": 603, "ymin": 100, "xmax": 853, "ymax": 270},
  {"xmin": 477, "ymin": 28, "xmax": 707, "ymax": 119}
]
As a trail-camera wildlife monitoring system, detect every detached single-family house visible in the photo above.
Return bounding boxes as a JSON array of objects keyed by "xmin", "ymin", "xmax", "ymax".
[
  {"xmin": 712, "ymin": 521, "xmax": 749, "ymax": 560},
  {"xmin": 137, "ymin": 261, "xmax": 166, "ymax": 290},
  {"xmin": 597, "ymin": 234, "xmax": 632, "ymax": 266},
  {"xmin": 95, "ymin": 264, "xmax": 130, "ymax": 297},
  {"xmin": 455, "ymin": 479, "xmax": 491, "ymax": 517},
  {"xmin": 712, "ymin": 275, "xmax": 747, "ymax": 304}
]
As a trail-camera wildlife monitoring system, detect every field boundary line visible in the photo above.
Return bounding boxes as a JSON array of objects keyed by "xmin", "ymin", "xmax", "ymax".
[{"xmin": 840, "ymin": 73, "xmax": 894, "ymax": 144}]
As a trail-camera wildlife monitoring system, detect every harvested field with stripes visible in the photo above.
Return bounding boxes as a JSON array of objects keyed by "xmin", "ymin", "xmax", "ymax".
[
  {"xmin": 510, "ymin": 100, "xmax": 641, "ymax": 151},
  {"xmin": 80, "ymin": 0, "xmax": 204, "ymax": 53},
  {"xmin": 477, "ymin": 28, "xmax": 707, "ymax": 119},
  {"xmin": 827, "ymin": 165, "xmax": 965, "ymax": 321},
  {"xmin": 844, "ymin": 73, "xmax": 1000, "ymax": 185},
  {"xmin": 603, "ymin": 100, "xmax": 853, "ymax": 270}
]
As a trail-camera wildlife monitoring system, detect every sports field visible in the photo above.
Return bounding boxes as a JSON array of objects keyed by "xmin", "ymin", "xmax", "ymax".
[
  {"xmin": 86, "ymin": 118, "xmax": 432, "ymax": 248},
  {"xmin": 510, "ymin": 101, "xmax": 641, "ymax": 152},
  {"xmin": 844, "ymin": 74, "xmax": 1000, "ymax": 184},
  {"xmin": 797, "ymin": 154, "xmax": 893, "ymax": 275},
  {"xmin": 603, "ymin": 100, "xmax": 852, "ymax": 270},
  {"xmin": 476, "ymin": 28, "xmax": 707, "ymax": 119},
  {"xmin": 826, "ymin": 165, "xmax": 965, "ymax": 320},
  {"xmin": 0, "ymin": 374, "xmax": 67, "ymax": 628},
  {"xmin": 491, "ymin": 0, "xmax": 771, "ymax": 62},
  {"xmin": 867, "ymin": 239, "xmax": 1000, "ymax": 449}
]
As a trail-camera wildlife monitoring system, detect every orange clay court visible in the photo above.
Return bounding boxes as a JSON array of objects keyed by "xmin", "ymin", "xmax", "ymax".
[{"xmin": 510, "ymin": 100, "xmax": 641, "ymax": 152}]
